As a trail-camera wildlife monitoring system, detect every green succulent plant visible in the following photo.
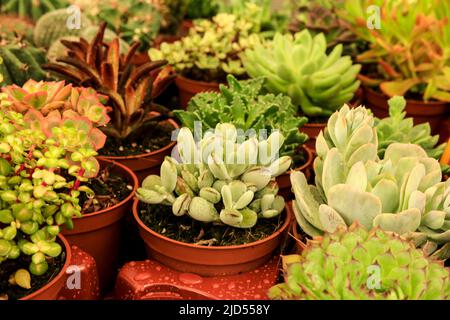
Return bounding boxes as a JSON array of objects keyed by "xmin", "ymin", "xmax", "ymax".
[
  {"xmin": 0, "ymin": 90, "xmax": 108, "ymax": 289},
  {"xmin": 149, "ymin": 13, "xmax": 264, "ymax": 82},
  {"xmin": 375, "ymin": 96, "xmax": 446, "ymax": 160},
  {"xmin": 137, "ymin": 123, "xmax": 291, "ymax": 228},
  {"xmin": 269, "ymin": 224, "xmax": 450, "ymax": 300},
  {"xmin": 185, "ymin": 0, "xmax": 219, "ymax": 20},
  {"xmin": 1, "ymin": 0, "xmax": 68, "ymax": 21},
  {"xmin": 174, "ymin": 75, "xmax": 308, "ymax": 165},
  {"xmin": 243, "ymin": 30, "xmax": 361, "ymax": 117},
  {"xmin": 290, "ymin": 103, "xmax": 450, "ymax": 259}
]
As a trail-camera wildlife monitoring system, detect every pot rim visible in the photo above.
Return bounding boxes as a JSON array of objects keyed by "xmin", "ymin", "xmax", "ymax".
[
  {"xmin": 74, "ymin": 158, "xmax": 138, "ymax": 219},
  {"xmin": 21, "ymin": 234, "xmax": 71, "ymax": 300},
  {"xmin": 364, "ymin": 86, "xmax": 449, "ymax": 106},
  {"xmin": 132, "ymin": 198, "xmax": 292, "ymax": 251},
  {"xmin": 280, "ymin": 145, "xmax": 314, "ymax": 176},
  {"xmin": 303, "ymin": 122, "xmax": 327, "ymax": 128},
  {"xmin": 175, "ymin": 74, "xmax": 221, "ymax": 88},
  {"xmin": 98, "ymin": 112, "xmax": 179, "ymax": 161}
]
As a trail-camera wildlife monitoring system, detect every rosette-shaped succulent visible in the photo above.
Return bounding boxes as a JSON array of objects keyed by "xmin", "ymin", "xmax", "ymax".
[
  {"xmin": 243, "ymin": 30, "xmax": 361, "ymax": 117},
  {"xmin": 269, "ymin": 224, "xmax": 450, "ymax": 300},
  {"xmin": 137, "ymin": 123, "xmax": 291, "ymax": 228},
  {"xmin": 290, "ymin": 103, "xmax": 450, "ymax": 259}
]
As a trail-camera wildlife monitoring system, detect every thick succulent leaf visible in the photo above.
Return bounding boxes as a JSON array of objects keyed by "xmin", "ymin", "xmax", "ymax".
[
  {"xmin": 371, "ymin": 179, "xmax": 400, "ymax": 213},
  {"xmin": 422, "ymin": 210, "xmax": 446, "ymax": 230},
  {"xmin": 345, "ymin": 161, "xmax": 367, "ymax": 192},
  {"xmin": 321, "ymin": 148, "xmax": 345, "ymax": 198},
  {"xmin": 292, "ymin": 200, "xmax": 323, "ymax": 237},
  {"xmin": 318, "ymin": 204, "xmax": 347, "ymax": 233},
  {"xmin": 373, "ymin": 208, "xmax": 421, "ymax": 235}
]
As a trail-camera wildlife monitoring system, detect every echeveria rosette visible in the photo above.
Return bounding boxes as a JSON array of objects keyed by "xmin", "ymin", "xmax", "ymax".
[
  {"xmin": 269, "ymin": 224, "xmax": 450, "ymax": 300},
  {"xmin": 0, "ymin": 95, "xmax": 105, "ymax": 289},
  {"xmin": 174, "ymin": 75, "xmax": 308, "ymax": 161},
  {"xmin": 137, "ymin": 123, "xmax": 291, "ymax": 228},
  {"xmin": 290, "ymin": 103, "xmax": 450, "ymax": 259},
  {"xmin": 243, "ymin": 30, "xmax": 361, "ymax": 117}
]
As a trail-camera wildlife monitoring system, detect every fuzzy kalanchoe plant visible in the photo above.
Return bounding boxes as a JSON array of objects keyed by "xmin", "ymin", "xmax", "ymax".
[
  {"xmin": 243, "ymin": 30, "xmax": 361, "ymax": 117},
  {"xmin": 174, "ymin": 75, "xmax": 308, "ymax": 164},
  {"xmin": 376, "ymin": 96, "xmax": 446, "ymax": 159},
  {"xmin": 42, "ymin": 23, "xmax": 175, "ymax": 140},
  {"xmin": 148, "ymin": 13, "xmax": 264, "ymax": 82},
  {"xmin": 137, "ymin": 123, "xmax": 291, "ymax": 228},
  {"xmin": 341, "ymin": 0, "xmax": 450, "ymax": 102},
  {"xmin": 269, "ymin": 224, "xmax": 450, "ymax": 300},
  {"xmin": 0, "ymin": 93, "xmax": 108, "ymax": 290},
  {"xmin": 290, "ymin": 104, "xmax": 450, "ymax": 259}
]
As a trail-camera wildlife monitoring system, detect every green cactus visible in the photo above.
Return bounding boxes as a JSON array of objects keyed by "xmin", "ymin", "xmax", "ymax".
[
  {"xmin": 137, "ymin": 123, "xmax": 291, "ymax": 228},
  {"xmin": 290, "ymin": 103, "xmax": 450, "ymax": 259},
  {"xmin": 185, "ymin": 0, "xmax": 219, "ymax": 19},
  {"xmin": 1, "ymin": 0, "xmax": 68, "ymax": 21},
  {"xmin": 33, "ymin": 8, "xmax": 92, "ymax": 49},
  {"xmin": 269, "ymin": 224, "xmax": 450, "ymax": 300},
  {"xmin": 243, "ymin": 30, "xmax": 361, "ymax": 117}
]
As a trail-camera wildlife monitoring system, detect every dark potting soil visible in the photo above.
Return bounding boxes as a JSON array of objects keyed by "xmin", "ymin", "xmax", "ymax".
[
  {"xmin": 138, "ymin": 203, "xmax": 284, "ymax": 246},
  {"xmin": 79, "ymin": 165, "xmax": 133, "ymax": 214},
  {"xmin": 291, "ymin": 146, "xmax": 308, "ymax": 170},
  {"xmin": 99, "ymin": 122, "xmax": 174, "ymax": 157},
  {"xmin": 0, "ymin": 243, "xmax": 65, "ymax": 300}
]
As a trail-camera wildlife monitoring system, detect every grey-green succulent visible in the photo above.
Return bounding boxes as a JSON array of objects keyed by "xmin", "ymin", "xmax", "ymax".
[
  {"xmin": 290, "ymin": 103, "xmax": 450, "ymax": 259},
  {"xmin": 137, "ymin": 123, "xmax": 291, "ymax": 228}
]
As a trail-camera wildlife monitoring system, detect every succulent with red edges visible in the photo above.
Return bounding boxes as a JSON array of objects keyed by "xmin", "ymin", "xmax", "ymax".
[{"xmin": 42, "ymin": 23, "xmax": 176, "ymax": 140}]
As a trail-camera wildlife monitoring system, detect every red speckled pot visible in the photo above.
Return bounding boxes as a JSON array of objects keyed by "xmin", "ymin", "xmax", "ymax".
[
  {"xmin": 175, "ymin": 75, "xmax": 220, "ymax": 108},
  {"xmin": 133, "ymin": 200, "xmax": 292, "ymax": 277}
]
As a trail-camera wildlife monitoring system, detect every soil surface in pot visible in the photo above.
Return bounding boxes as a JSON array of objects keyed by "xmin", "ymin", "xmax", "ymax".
[
  {"xmin": 99, "ymin": 122, "xmax": 174, "ymax": 157},
  {"xmin": 301, "ymin": 115, "xmax": 329, "ymax": 124},
  {"xmin": 0, "ymin": 250, "xmax": 65, "ymax": 300},
  {"xmin": 79, "ymin": 165, "xmax": 133, "ymax": 213},
  {"xmin": 139, "ymin": 203, "xmax": 284, "ymax": 246},
  {"xmin": 291, "ymin": 147, "xmax": 308, "ymax": 169}
]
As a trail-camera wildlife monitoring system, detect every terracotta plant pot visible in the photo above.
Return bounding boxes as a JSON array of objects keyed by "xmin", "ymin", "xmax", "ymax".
[
  {"xmin": 62, "ymin": 158, "xmax": 138, "ymax": 292},
  {"xmin": 276, "ymin": 145, "xmax": 314, "ymax": 199},
  {"xmin": 364, "ymin": 87, "xmax": 449, "ymax": 133},
  {"xmin": 21, "ymin": 235, "xmax": 71, "ymax": 300},
  {"xmin": 132, "ymin": 200, "xmax": 292, "ymax": 276},
  {"xmin": 285, "ymin": 202, "xmax": 307, "ymax": 255},
  {"xmin": 99, "ymin": 115, "xmax": 178, "ymax": 182},
  {"xmin": 175, "ymin": 75, "xmax": 220, "ymax": 108},
  {"xmin": 179, "ymin": 19, "xmax": 194, "ymax": 36}
]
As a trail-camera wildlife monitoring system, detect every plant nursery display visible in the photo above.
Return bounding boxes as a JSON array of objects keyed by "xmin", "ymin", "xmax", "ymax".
[
  {"xmin": 290, "ymin": 103, "xmax": 450, "ymax": 260},
  {"xmin": 270, "ymin": 224, "xmax": 450, "ymax": 300}
]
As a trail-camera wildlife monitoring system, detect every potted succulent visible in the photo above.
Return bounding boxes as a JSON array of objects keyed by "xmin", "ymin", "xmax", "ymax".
[
  {"xmin": 0, "ymin": 90, "xmax": 104, "ymax": 300},
  {"xmin": 269, "ymin": 224, "xmax": 450, "ymax": 300},
  {"xmin": 134, "ymin": 123, "xmax": 292, "ymax": 276},
  {"xmin": 148, "ymin": 12, "xmax": 265, "ymax": 107},
  {"xmin": 43, "ymin": 24, "xmax": 179, "ymax": 182},
  {"xmin": 174, "ymin": 75, "xmax": 312, "ymax": 197},
  {"xmin": 1, "ymin": 80, "xmax": 139, "ymax": 291},
  {"xmin": 289, "ymin": 103, "xmax": 450, "ymax": 260},
  {"xmin": 243, "ymin": 30, "xmax": 362, "ymax": 150},
  {"xmin": 342, "ymin": 0, "xmax": 450, "ymax": 131}
]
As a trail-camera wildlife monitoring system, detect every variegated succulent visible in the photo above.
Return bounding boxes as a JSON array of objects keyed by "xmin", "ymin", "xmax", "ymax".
[
  {"xmin": 290, "ymin": 103, "xmax": 450, "ymax": 259},
  {"xmin": 137, "ymin": 123, "xmax": 291, "ymax": 228}
]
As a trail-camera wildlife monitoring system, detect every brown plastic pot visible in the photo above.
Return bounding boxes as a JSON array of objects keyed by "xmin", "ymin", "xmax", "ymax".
[
  {"xmin": 132, "ymin": 199, "xmax": 292, "ymax": 276},
  {"xmin": 364, "ymin": 86, "xmax": 449, "ymax": 133},
  {"xmin": 153, "ymin": 35, "xmax": 182, "ymax": 49},
  {"xmin": 175, "ymin": 75, "xmax": 220, "ymax": 108},
  {"xmin": 276, "ymin": 145, "xmax": 314, "ymax": 199},
  {"xmin": 21, "ymin": 235, "xmax": 71, "ymax": 300},
  {"xmin": 99, "ymin": 114, "xmax": 178, "ymax": 183},
  {"xmin": 300, "ymin": 123, "xmax": 326, "ymax": 151},
  {"xmin": 62, "ymin": 158, "xmax": 138, "ymax": 292}
]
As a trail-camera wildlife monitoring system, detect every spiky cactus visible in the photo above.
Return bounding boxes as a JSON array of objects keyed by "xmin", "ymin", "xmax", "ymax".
[
  {"xmin": 269, "ymin": 224, "xmax": 450, "ymax": 300},
  {"xmin": 290, "ymin": 103, "xmax": 450, "ymax": 259},
  {"xmin": 137, "ymin": 123, "xmax": 291, "ymax": 228}
]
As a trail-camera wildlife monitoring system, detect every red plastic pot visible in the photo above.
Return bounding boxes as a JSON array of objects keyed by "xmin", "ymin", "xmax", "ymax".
[
  {"xmin": 99, "ymin": 114, "xmax": 178, "ymax": 182},
  {"xmin": 276, "ymin": 145, "xmax": 314, "ymax": 199},
  {"xmin": 62, "ymin": 158, "xmax": 138, "ymax": 292},
  {"xmin": 132, "ymin": 200, "xmax": 292, "ymax": 277},
  {"xmin": 364, "ymin": 87, "xmax": 449, "ymax": 133},
  {"xmin": 21, "ymin": 235, "xmax": 71, "ymax": 300},
  {"xmin": 175, "ymin": 75, "xmax": 220, "ymax": 108}
]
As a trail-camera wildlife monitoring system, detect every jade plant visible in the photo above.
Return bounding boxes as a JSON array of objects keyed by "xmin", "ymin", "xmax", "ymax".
[
  {"xmin": 341, "ymin": 0, "xmax": 450, "ymax": 102},
  {"xmin": 148, "ymin": 13, "xmax": 264, "ymax": 82},
  {"xmin": 376, "ymin": 96, "xmax": 446, "ymax": 159},
  {"xmin": 137, "ymin": 123, "xmax": 291, "ymax": 228},
  {"xmin": 269, "ymin": 224, "xmax": 450, "ymax": 300},
  {"xmin": 42, "ymin": 23, "xmax": 175, "ymax": 141},
  {"xmin": 243, "ymin": 30, "xmax": 361, "ymax": 117},
  {"xmin": 0, "ymin": 92, "xmax": 108, "ymax": 291},
  {"xmin": 174, "ymin": 75, "xmax": 308, "ymax": 165},
  {"xmin": 290, "ymin": 103, "xmax": 450, "ymax": 259},
  {"xmin": 1, "ymin": 0, "xmax": 68, "ymax": 21}
]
